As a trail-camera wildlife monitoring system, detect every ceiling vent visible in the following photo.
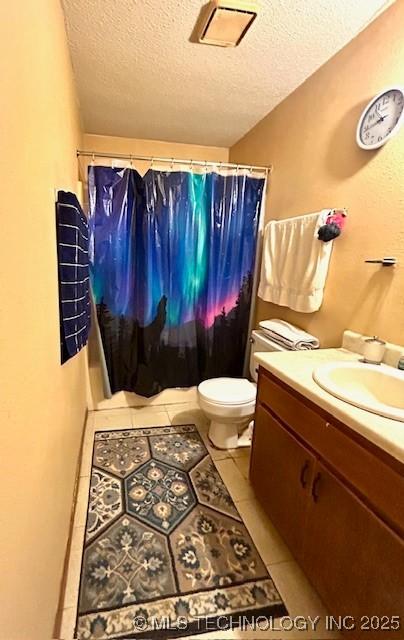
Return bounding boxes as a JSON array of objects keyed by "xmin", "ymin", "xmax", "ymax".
[{"xmin": 197, "ymin": 0, "xmax": 259, "ymax": 48}]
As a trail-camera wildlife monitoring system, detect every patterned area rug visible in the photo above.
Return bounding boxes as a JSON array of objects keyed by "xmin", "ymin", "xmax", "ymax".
[{"xmin": 76, "ymin": 425, "xmax": 287, "ymax": 639}]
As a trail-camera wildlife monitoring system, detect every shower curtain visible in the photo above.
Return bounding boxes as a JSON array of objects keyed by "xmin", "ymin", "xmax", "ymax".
[{"xmin": 89, "ymin": 165, "xmax": 265, "ymax": 397}]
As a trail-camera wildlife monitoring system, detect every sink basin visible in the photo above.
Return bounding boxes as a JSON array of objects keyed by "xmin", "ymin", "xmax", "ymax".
[{"xmin": 313, "ymin": 361, "xmax": 404, "ymax": 422}]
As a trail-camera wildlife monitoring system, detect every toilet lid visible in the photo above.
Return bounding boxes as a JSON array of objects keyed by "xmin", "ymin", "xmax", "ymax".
[{"xmin": 198, "ymin": 377, "xmax": 256, "ymax": 406}]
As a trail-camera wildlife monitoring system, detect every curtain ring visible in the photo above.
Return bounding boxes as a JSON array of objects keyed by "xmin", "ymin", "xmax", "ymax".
[
  {"xmin": 171, "ymin": 157, "xmax": 174, "ymax": 170},
  {"xmin": 190, "ymin": 159, "xmax": 193, "ymax": 172},
  {"xmin": 204, "ymin": 160, "xmax": 208, "ymax": 173},
  {"xmin": 91, "ymin": 153, "xmax": 95, "ymax": 166},
  {"xmin": 129, "ymin": 154, "xmax": 133, "ymax": 167}
]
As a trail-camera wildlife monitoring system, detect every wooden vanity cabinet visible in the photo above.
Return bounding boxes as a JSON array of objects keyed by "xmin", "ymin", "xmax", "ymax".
[
  {"xmin": 251, "ymin": 367, "xmax": 404, "ymax": 638},
  {"xmin": 250, "ymin": 404, "xmax": 315, "ymax": 562},
  {"xmin": 304, "ymin": 460, "xmax": 404, "ymax": 631}
]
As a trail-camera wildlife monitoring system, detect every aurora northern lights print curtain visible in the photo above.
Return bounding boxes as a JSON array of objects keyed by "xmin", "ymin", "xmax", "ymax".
[{"xmin": 89, "ymin": 165, "xmax": 265, "ymax": 397}]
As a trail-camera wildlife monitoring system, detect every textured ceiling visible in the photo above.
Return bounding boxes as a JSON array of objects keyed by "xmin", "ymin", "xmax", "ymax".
[{"xmin": 62, "ymin": 0, "xmax": 395, "ymax": 147}]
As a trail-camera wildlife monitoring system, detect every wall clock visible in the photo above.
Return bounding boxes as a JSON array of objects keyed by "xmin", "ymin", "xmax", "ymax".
[{"xmin": 356, "ymin": 86, "xmax": 404, "ymax": 150}]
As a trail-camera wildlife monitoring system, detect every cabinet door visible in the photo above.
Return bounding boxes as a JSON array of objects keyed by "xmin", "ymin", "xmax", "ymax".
[
  {"xmin": 304, "ymin": 461, "xmax": 404, "ymax": 638},
  {"xmin": 250, "ymin": 403, "xmax": 316, "ymax": 560}
]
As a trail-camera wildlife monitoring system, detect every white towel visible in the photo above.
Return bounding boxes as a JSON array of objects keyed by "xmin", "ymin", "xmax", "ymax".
[
  {"xmin": 258, "ymin": 210, "xmax": 333, "ymax": 313},
  {"xmin": 259, "ymin": 319, "xmax": 320, "ymax": 350}
]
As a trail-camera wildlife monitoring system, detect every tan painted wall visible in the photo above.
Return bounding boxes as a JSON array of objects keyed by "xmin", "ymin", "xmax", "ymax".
[
  {"xmin": 0, "ymin": 1, "xmax": 87, "ymax": 638},
  {"xmin": 230, "ymin": 0, "xmax": 404, "ymax": 348},
  {"xmin": 82, "ymin": 134, "xmax": 229, "ymax": 409}
]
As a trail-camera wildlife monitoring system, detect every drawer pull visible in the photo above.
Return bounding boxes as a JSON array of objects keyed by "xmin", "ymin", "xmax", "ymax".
[
  {"xmin": 300, "ymin": 460, "xmax": 310, "ymax": 489},
  {"xmin": 311, "ymin": 472, "xmax": 322, "ymax": 502}
]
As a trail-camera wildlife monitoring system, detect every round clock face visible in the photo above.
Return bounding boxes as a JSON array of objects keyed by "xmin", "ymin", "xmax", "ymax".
[{"xmin": 357, "ymin": 87, "xmax": 404, "ymax": 149}]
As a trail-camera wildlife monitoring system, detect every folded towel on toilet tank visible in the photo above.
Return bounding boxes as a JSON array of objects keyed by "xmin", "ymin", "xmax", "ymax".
[{"xmin": 259, "ymin": 319, "xmax": 320, "ymax": 350}]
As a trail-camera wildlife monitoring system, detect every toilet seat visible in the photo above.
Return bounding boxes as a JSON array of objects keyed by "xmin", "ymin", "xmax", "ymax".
[
  {"xmin": 198, "ymin": 377, "xmax": 256, "ymax": 406},
  {"xmin": 197, "ymin": 326, "xmax": 290, "ymax": 449}
]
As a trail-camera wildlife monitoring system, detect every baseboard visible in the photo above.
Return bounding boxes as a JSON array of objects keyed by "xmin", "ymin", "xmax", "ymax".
[{"xmin": 53, "ymin": 407, "xmax": 88, "ymax": 639}]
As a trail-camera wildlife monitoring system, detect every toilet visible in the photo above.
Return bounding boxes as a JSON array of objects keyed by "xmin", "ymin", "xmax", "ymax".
[{"xmin": 198, "ymin": 329, "xmax": 288, "ymax": 449}]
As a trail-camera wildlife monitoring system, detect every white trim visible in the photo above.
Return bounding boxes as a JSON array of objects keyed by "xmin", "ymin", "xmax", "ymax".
[
  {"xmin": 57, "ymin": 201, "xmax": 87, "ymax": 222},
  {"xmin": 61, "ymin": 277, "xmax": 89, "ymax": 285},
  {"xmin": 65, "ymin": 325, "xmax": 87, "ymax": 340},
  {"xmin": 60, "ymin": 263, "xmax": 88, "ymax": 267},
  {"xmin": 60, "ymin": 243, "xmax": 88, "ymax": 253},
  {"xmin": 58, "ymin": 223, "xmax": 88, "ymax": 240},
  {"xmin": 62, "ymin": 294, "xmax": 88, "ymax": 303},
  {"xmin": 64, "ymin": 310, "xmax": 87, "ymax": 321}
]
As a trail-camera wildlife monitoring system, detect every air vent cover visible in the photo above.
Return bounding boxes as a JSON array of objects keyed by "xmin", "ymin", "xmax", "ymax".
[{"xmin": 198, "ymin": 0, "xmax": 258, "ymax": 47}]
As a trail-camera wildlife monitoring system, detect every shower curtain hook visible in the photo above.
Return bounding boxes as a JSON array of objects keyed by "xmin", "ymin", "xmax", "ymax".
[
  {"xmin": 204, "ymin": 160, "xmax": 208, "ymax": 174},
  {"xmin": 91, "ymin": 153, "xmax": 95, "ymax": 166},
  {"xmin": 151, "ymin": 157, "xmax": 154, "ymax": 170},
  {"xmin": 129, "ymin": 154, "xmax": 133, "ymax": 167},
  {"xmin": 190, "ymin": 159, "xmax": 194, "ymax": 172},
  {"xmin": 171, "ymin": 157, "xmax": 174, "ymax": 171}
]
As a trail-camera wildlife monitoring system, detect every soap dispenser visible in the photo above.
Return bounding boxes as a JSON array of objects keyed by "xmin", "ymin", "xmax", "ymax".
[{"xmin": 362, "ymin": 336, "xmax": 386, "ymax": 365}]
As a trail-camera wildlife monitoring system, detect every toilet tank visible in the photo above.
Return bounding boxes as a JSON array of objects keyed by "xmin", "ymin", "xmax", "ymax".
[{"xmin": 249, "ymin": 329, "xmax": 288, "ymax": 381}]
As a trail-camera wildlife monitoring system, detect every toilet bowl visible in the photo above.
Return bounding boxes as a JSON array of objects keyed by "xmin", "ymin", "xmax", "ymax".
[
  {"xmin": 198, "ymin": 329, "xmax": 288, "ymax": 449},
  {"xmin": 198, "ymin": 377, "xmax": 257, "ymax": 449}
]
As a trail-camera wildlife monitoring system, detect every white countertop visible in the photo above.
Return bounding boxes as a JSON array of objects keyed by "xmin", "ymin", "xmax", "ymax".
[{"xmin": 254, "ymin": 348, "xmax": 404, "ymax": 465}]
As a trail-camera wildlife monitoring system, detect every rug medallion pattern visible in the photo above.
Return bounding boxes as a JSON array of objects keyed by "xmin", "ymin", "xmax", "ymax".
[{"xmin": 76, "ymin": 425, "xmax": 287, "ymax": 639}]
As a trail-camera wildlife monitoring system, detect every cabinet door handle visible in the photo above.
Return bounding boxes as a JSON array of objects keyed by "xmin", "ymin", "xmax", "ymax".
[
  {"xmin": 311, "ymin": 472, "xmax": 322, "ymax": 502},
  {"xmin": 299, "ymin": 460, "xmax": 310, "ymax": 489}
]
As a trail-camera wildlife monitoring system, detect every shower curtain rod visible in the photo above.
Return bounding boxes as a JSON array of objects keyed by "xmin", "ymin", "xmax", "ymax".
[{"xmin": 77, "ymin": 150, "xmax": 272, "ymax": 175}]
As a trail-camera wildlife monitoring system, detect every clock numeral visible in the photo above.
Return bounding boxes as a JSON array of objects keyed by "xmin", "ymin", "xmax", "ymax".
[{"xmin": 358, "ymin": 88, "xmax": 404, "ymax": 149}]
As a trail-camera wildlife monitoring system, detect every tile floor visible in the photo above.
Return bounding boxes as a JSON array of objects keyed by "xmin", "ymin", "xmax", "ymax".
[{"xmin": 60, "ymin": 403, "xmax": 340, "ymax": 640}]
